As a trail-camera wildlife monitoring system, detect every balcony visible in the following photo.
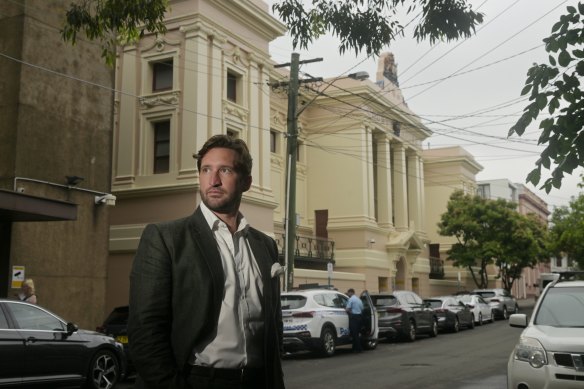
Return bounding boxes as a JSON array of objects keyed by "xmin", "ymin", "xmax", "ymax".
[
  {"xmin": 429, "ymin": 257, "xmax": 445, "ymax": 279},
  {"xmin": 275, "ymin": 234, "xmax": 335, "ymax": 271}
]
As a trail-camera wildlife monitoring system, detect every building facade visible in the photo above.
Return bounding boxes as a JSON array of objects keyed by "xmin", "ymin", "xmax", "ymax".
[
  {"xmin": 0, "ymin": 0, "xmax": 114, "ymax": 329},
  {"xmin": 106, "ymin": 1, "xmax": 436, "ymax": 311}
]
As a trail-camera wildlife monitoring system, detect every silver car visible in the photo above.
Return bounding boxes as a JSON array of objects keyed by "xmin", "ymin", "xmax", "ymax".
[
  {"xmin": 507, "ymin": 277, "xmax": 584, "ymax": 388},
  {"xmin": 472, "ymin": 288, "xmax": 518, "ymax": 320}
]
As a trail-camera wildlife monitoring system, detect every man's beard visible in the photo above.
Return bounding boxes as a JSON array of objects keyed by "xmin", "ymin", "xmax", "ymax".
[{"xmin": 201, "ymin": 188, "xmax": 241, "ymax": 214}]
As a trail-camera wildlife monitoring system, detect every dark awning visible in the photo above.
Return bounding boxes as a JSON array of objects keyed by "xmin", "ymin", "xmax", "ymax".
[{"xmin": 0, "ymin": 189, "xmax": 77, "ymax": 222}]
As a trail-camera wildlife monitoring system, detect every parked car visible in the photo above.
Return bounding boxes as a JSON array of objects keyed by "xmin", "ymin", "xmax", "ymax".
[
  {"xmin": 281, "ymin": 289, "xmax": 378, "ymax": 356},
  {"xmin": 96, "ymin": 305, "xmax": 132, "ymax": 374},
  {"xmin": 369, "ymin": 291, "xmax": 438, "ymax": 341},
  {"xmin": 455, "ymin": 294, "xmax": 494, "ymax": 325},
  {"xmin": 0, "ymin": 299, "xmax": 126, "ymax": 388},
  {"xmin": 423, "ymin": 296, "xmax": 474, "ymax": 333},
  {"xmin": 472, "ymin": 288, "xmax": 519, "ymax": 320},
  {"xmin": 507, "ymin": 275, "xmax": 584, "ymax": 389}
]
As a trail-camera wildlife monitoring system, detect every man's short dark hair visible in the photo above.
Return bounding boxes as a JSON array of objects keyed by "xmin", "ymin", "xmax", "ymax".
[
  {"xmin": 194, "ymin": 134, "xmax": 253, "ymax": 177},
  {"xmin": 347, "ymin": 288, "xmax": 355, "ymax": 294}
]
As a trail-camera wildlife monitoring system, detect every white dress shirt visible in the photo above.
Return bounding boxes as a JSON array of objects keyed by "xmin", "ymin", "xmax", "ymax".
[{"xmin": 193, "ymin": 202, "xmax": 265, "ymax": 368}]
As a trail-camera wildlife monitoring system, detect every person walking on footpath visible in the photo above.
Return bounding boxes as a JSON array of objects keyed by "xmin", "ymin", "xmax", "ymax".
[
  {"xmin": 128, "ymin": 134, "xmax": 285, "ymax": 389},
  {"xmin": 346, "ymin": 288, "xmax": 363, "ymax": 353}
]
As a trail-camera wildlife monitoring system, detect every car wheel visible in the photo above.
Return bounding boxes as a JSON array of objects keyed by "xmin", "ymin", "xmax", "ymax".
[
  {"xmin": 478, "ymin": 312, "xmax": 483, "ymax": 326},
  {"xmin": 405, "ymin": 319, "xmax": 416, "ymax": 342},
  {"xmin": 429, "ymin": 318, "xmax": 438, "ymax": 337},
  {"xmin": 85, "ymin": 349, "xmax": 120, "ymax": 389},
  {"xmin": 502, "ymin": 306, "xmax": 509, "ymax": 320},
  {"xmin": 452, "ymin": 317, "xmax": 460, "ymax": 333},
  {"xmin": 319, "ymin": 327, "xmax": 336, "ymax": 357}
]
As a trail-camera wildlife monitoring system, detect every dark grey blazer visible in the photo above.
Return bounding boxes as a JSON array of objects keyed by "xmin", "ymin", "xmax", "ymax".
[{"xmin": 128, "ymin": 207, "xmax": 285, "ymax": 389}]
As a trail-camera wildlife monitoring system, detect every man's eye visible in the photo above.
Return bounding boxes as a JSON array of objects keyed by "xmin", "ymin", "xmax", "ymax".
[{"xmin": 220, "ymin": 167, "xmax": 233, "ymax": 174}]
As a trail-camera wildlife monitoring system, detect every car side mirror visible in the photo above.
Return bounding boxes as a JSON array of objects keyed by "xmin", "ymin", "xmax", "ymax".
[{"xmin": 66, "ymin": 322, "xmax": 78, "ymax": 335}]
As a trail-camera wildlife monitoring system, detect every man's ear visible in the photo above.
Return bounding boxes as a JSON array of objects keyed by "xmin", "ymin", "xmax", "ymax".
[{"xmin": 241, "ymin": 175, "xmax": 252, "ymax": 192}]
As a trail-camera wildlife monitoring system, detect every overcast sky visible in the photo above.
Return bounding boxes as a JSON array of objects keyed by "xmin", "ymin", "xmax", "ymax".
[{"xmin": 267, "ymin": 0, "xmax": 580, "ymax": 210}]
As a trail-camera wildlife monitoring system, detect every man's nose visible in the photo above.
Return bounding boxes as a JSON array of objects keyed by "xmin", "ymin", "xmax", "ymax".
[{"xmin": 210, "ymin": 171, "xmax": 222, "ymax": 186}]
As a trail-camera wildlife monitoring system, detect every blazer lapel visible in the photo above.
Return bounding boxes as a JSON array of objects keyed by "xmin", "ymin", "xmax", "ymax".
[{"xmin": 189, "ymin": 207, "xmax": 224, "ymax": 312}]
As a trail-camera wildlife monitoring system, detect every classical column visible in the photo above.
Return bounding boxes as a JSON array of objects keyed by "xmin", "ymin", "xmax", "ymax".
[
  {"xmin": 407, "ymin": 152, "xmax": 422, "ymax": 232},
  {"xmin": 375, "ymin": 133, "xmax": 393, "ymax": 228},
  {"xmin": 392, "ymin": 142, "xmax": 408, "ymax": 231}
]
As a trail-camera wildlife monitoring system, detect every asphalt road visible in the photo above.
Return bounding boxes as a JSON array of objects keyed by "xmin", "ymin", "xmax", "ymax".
[{"xmin": 117, "ymin": 300, "xmax": 534, "ymax": 389}]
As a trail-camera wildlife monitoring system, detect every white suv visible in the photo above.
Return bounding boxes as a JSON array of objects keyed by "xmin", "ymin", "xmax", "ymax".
[
  {"xmin": 281, "ymin": 289, "xmax": 378, "ymax": 357},
  {"xmin": 507, "ymin": 274, "xmax": 584, "ymax": 389}
]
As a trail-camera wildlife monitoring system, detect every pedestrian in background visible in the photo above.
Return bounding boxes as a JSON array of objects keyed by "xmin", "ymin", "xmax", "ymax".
[
  {"xmin": 128, "ymin": 134, "xmax": 285, "ymax": 389},
  {"xmin": 18, "ymin": 278, "xmax": 37, "ymax": 304},
  {"xmin": 346, "ymin": 288, "xmax": 363, "ymax": 353}
]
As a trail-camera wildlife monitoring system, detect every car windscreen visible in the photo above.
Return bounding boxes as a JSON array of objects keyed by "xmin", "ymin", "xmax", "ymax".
[
  {"xmin": 457, "ymin": 295, "xmax": 472, "ymax": 303},
  {"xmin": 424, "ymin": 300, "xmax": 443, "ymax": 309},
  {"xmin": 534, "ymin": 287, "xmax": 584, "ymax": 327},
  {"xmin": 371, "ymin": 296, "xmax": 397, "ymax": 307},
  {"xmin": 281, "ymin": 295, "xmax": 307, "ymax": 310},
  {"xmin": 475, "ymin": 291, "xmax": 495, "ymax": 298}
]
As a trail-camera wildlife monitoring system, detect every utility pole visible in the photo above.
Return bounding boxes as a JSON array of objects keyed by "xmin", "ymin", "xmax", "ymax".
[{"xmin": 274, "ymin": 53, "xmax": 322, "ymax": 291}]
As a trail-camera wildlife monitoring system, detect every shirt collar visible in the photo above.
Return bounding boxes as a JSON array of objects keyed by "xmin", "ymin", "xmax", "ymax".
[{"xmin": 199, "ymin": 201, "xmax": 249, "ymax": 235}]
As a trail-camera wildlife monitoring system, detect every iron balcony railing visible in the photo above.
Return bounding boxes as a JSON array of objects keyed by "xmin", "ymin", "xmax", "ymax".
[
  {"xmin": 275, "ymin": 234, "xmax": 335, "ymax": 271},
  {"xmin": 430, "ymin": 256, "xmax": 445, "ymax": 279}
]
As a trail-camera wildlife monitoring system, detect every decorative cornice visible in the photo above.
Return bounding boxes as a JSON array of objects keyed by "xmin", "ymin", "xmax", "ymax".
[
  {"xmin": 139, "ymin": 91, "xmax": 181, "ymax": 109},
  {"xmin": 223, "ymin": 101, "xmax": 248, "ymax": 121}
]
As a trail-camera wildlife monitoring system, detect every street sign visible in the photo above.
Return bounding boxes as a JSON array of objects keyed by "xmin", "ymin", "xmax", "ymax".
[{"xmin": 12, "ymin": 266, "xmax": 25, "ymax": 289}]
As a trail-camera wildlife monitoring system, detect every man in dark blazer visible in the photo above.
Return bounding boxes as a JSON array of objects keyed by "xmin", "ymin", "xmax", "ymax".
[{"xmin": 128, "ymin": 135, "xmax": 285, "ymax": 389}]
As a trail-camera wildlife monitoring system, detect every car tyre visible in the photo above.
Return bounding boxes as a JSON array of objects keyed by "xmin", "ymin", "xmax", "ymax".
[
  {"xmin": 478, "ymin": 312, "xmax": 483, "ymax": 326},
  {"xmin": 429, "ymin": 318, "xmax": 438, "ymax": 337},
  {"xmin": 502, "ymin": 306, "xmax": 509, "ymax": 320},
  {"xmin": 319, "ymin": 327, "xmax": 336, "ymax": 357},
  {"xmin": 452, "ymin": 317, "xmax": 460, "ymax": 333},
  {"xmin": 405, "ymin": 319, "xmax": 416, "ymax": 342},
  {"xmin": 85, "ymin": 349, "xmax": 120, "ymax": 389}
]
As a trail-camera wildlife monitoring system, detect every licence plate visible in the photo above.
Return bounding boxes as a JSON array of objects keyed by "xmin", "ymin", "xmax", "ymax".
[{"xmin": 116, "ymin": 335, "xmax": 128, "ymax": 344}]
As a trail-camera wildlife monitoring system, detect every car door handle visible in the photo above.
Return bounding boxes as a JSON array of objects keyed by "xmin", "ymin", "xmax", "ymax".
[{"xmin": 25, "ymin": 337, "xmax": 37, "ymax": 344}]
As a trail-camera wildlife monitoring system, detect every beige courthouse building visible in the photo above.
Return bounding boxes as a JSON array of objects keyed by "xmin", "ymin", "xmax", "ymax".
[{"xmin": 105, "ymin": 0, "xmax": 485, "ymax": 311}]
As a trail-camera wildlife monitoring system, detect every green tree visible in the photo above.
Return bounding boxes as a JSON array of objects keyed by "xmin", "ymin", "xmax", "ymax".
[
  {"xmin": 549, "ymin": 192, "xmax": 584, "ymax": 269},
  {"xmin": 438, "ymin": 191, "xmax": 517, "ymax": 288},
  {"xmin": 509, "ymin": 3, "xmax": 584, "ymax": 193},
  {"xmin": 496, "ymin": 213, "xmax": 549, "ymax": 291},
  {"xmin": 62, "ymin": 0, "xmax": 483, "ymax": 65}
]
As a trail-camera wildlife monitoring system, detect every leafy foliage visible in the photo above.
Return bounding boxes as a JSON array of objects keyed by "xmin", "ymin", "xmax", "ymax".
[
  {"xmin": 62, "ymin": 0, "xmax": 483, "ymax": 64},
  {"xmin": 272, "ymin": 0, "xmax": 484, "ymax": 56},
  {"xmin": 548, "ymin": 191, "xmax": 584, "ymax": 269},
  {"xmin": 61, "ymin": 0, "xmax": 169, "ymax": 65},
  {"xmin": 509, "ymin": 3, "xmax": 584, "ymax": 192},
  {"xmin": 438, "ymin": 191, "xmax": 549, "ymax": 290}
]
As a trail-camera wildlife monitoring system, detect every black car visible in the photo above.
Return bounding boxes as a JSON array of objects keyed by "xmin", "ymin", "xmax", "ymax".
[
  {"xmin": 96, "ymin": 305, "xmax": 132, "ymax": 373},
  {"xmin": 370, "ymin": 291, "xmax": 438, "ymax": 341},
  {"xmin": 423, "ymin": 296, "xmax": 475, "ymax": 333},
  {"xmin": 0, "ymin": 299, "xmax": 126, "ymax": 388}
]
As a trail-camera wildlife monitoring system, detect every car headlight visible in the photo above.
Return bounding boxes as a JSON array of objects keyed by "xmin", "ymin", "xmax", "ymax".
[{"xmin": 514, "ymin": 337, "xmax": 547, "ymax": 368}]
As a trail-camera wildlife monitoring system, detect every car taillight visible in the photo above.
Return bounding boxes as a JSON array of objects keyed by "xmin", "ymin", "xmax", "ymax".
[
  {"xmin": 292, "ymin": 311, "xmax": 315, "ymax": 318},
  {"xmin": 467, "ymin": 305, "xmax": 475, "ymax": 309},
  {"xmin": 386, "ymin": 307, "xmax": 405, "ymax": 314},
  {"xmin": 490, "ymin": 298, "xmax": 500, "ymax": 302}
]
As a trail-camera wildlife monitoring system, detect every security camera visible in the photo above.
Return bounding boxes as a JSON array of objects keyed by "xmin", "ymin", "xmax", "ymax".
[
  {"xmin": 369, "ymin": 238, "xmax": 376, "ymax": 244},
  {"xmin": 94, "ymin": 194, "xmax": 116, "ymax": 206}
]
